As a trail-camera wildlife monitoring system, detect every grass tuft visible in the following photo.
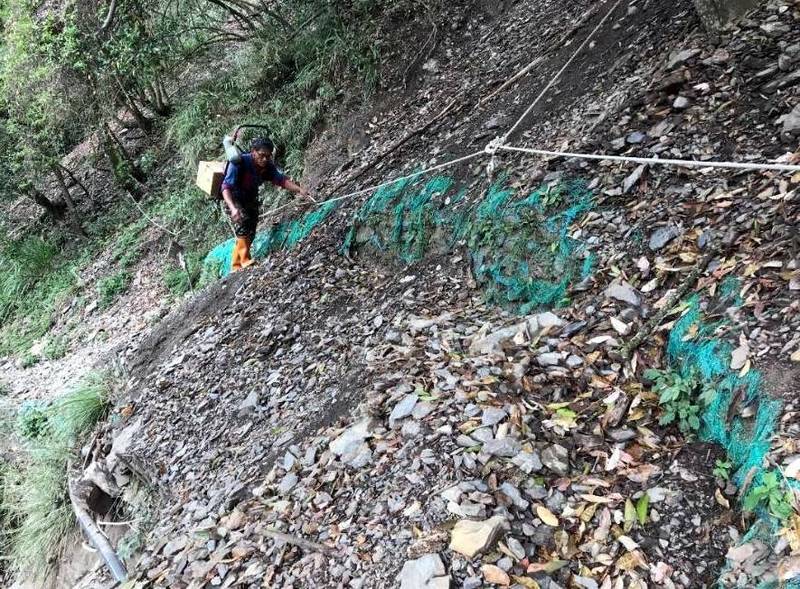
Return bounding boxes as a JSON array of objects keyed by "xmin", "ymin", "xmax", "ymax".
[
  {"xmin": 0, "ymin": 372, "xmax": 110, "ymax": 580},
  {"xmin": 0, "ymin": 235, "xmax": 59, "ymax": 324},
  {"xmin": 50, "ymin": 373, "xmax": 110, "ymax": 438}
]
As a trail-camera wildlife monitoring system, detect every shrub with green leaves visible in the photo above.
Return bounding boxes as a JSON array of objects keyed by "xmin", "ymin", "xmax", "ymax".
[
  {"xmin": 112, "ymin": 220, "xmax": 146, "ymax": 270},
  {"xmin": 43, "ymin": 336, "xmax": 69, "ymax": 360},
  {"xmin": 645, "ymin": 367, "xmax": 717, "ymax": 435},
  {"xmin": 97, "ymin": 270, "xmax": 131, "ymax": 308},
  {"xmin": 15, "ymin": 401, "xmax": 50, "ymax": 441},
  {"xmin": 19, "ymin": 353, "xmax": 39, "ymax": 369},
  {"xmin": 743, "ymin": 471, "xmax": 795, "ymax": 521},
  {"xmin": 163, "ymin": 264, "xmax": 192, "ymax": 296},
  {"xmin": 0, "ymin": 233, "xmax": 78, "ymax": 357}
]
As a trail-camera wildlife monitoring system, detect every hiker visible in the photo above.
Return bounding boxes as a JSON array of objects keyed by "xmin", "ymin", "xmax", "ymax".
[{"xmin": 220, "ymin": 137, "xmax": 313, "ymax": 271}]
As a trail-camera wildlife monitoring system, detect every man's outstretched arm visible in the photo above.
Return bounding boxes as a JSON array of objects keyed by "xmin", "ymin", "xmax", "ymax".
[{"xmin": 282, "ymin": 178, "xmax": 316, "ymax": 202}]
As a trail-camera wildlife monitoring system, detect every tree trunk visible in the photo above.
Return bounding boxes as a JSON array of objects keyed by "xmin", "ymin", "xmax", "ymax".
[
  {"xmin": 254, "ymin": 0, "xmax": 291, "ymax": 30},
  {"xmin": 114, "ymin": 75, "xmax": 152, "ymax": 132},
  {"xmin": 103, "ymin": 123, "xmax": 146, "ymax": 185},
  {"xmin": 50, "ymin": 164, "xmax": 88, "ymax": 238},
  {"xmin": 100, "ymin": 125, "xmax": 142, "ymax": 199},
  {"xmin": 146, "ymin": 79, "xmax": 171, "ymax": 116},
  {"xmin": 100, "ymin": 0, "xmax": 118, "ymax": 30},
  {"xmin": 59, "ymin": 164, "xmax": 93, "ymax": 201},
  {"xmin": 206, "ymin": 0, "xmax": 257, "ymax": 32}
]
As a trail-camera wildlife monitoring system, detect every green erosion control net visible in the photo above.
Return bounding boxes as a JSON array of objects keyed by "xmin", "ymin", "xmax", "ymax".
[
  {"xmin": 667, "ymin": 285, "xmax": 795, "ymax": 588},
  {"xmin": 204, "ymin": 200, "xmax": 339, "ymax": 277},
  {"xmin": 203, "ymin": 172, "xmax": 595, "ymax": 311},
  {"xmin": 342, "ymin": 174, "xmax": 595, "ymax": 313}
]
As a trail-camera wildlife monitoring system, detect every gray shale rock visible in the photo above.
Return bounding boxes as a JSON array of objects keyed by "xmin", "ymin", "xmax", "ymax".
[
  {"xmin": 483, "ymin": 437, "xmax": 522, "ymax": 457},
  {"xmin": 537, "ymin": 351, "xmax": 563, "ymax": 367},
  {"xmin": 481, "ymin": 407, "xmax": 507, "ymax": 427},
  {"xmin": 389, "ymin": 394, "xmax": 419, "ymax": 427},
  {"xmin": 330, "ymin": 419, "xmax": 374, "ymax": 467},
  {"xmin": 541, "ymin": 444, "xmax": 570, "ymax": 475},
  {"xmin": 649, "ymin": 225, "xmax": 683, "ymax": 251},
  {"xmin": 605, "ymin": 280, "xmax": 641, "ymax": 306},
  {"xmin": 449, "ymin": 516, "xmax": 507, "ymax": 558},
  {"xmin": 512, "ymin": 450, "xmax": 543, "ymax": 474}
]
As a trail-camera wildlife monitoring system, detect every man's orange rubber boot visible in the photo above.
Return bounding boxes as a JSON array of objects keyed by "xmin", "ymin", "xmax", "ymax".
[
  {"xmin": 231, "ymin": 237, "xmax": 247, "ymax": 272},
  {"xmin": 240, "ymin": 237, "xmax": 255, "ymax": 268}
]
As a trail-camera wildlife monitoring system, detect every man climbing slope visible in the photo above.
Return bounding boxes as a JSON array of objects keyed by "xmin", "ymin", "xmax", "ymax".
[{"xmin": 221, "ymin": 137, "xmax": 313, "ymax": 271}]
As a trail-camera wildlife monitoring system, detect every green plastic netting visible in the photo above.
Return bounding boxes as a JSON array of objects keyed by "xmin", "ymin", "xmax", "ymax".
[
  {"xmin": 667, "ymin": 285, "xmax": 795, "ymax": 588},
  {"xmin": 203, "ymin": 172, "xmax": 595, "ymax": 313},
  {"xmin": 342, "ymin": 174, "xmax": 595, "ymax": 313},
  {"xmin": 204, "ymin": 200, "xmax": 339, "ymax": 277}
]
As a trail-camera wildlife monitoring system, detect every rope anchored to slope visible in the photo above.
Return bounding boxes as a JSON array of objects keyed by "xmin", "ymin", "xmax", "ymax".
[
  {"xmin": 262, "ymin": 0, "xmax": 800, "ymax": 224},
  {"xmin": 498, "ymin": 144, "xmax": 800, "ymax": 173}
]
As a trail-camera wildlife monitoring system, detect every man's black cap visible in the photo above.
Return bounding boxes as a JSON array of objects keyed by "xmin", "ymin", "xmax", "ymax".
[{"xmin": 251, "ymin": 137, "xmax": 274, "ymax": 152}]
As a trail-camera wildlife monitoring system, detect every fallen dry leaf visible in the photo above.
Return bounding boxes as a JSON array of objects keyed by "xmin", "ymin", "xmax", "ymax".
[
  {"xmin": 526, "ymin": 560, "xmax": 569, "ymax": 574},
  {"xmin": 536, "ymin": 505, "xmax": 559, "ymax": 527},
  {"xmin": 650, "ymin": 561, "xmax": 673, "ymax": 583},
  {"xmin": 511, "ymin": 576, "xmax": 541, "ymax": 589},
  {"xmin": 780, "ymin": 515, "xmax": 800, "ymax": 553},
  {"xmin": 624, "ymin": 464, "xmax": 661, "ymax": 484},
  {"xmin": 624, "ymin": 499, "xmax": 636, "ymax": 532},
  {"xmin": 730, "ymin": 334, "xmax": 749, "ymax": 370},
  {"xmin": 715, "ymin": 487, "xmax": 730, "ymax": 509},
  {"xmin": 618, "ymin": 535, "xmax": 639, "ymax": 551},
  {"xmin": 616, "ymin": 550, "xmax": 647, "ymax": 571},
  {"xmin": 778, "ymin": 556, "xmax": 800, "ymax": 581},
  {"xmin": 580, "ymin": 494, "xmax": 614, "ymax": 504},
  {"xmin": 787, "ymin": 458, "xmax": 800, "ymax": 479}
]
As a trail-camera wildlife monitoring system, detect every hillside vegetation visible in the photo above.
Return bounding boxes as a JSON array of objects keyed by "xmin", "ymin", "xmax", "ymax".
[{"xmin": 0, "ymin": 0, "xmax": 391, "ymax": 358}]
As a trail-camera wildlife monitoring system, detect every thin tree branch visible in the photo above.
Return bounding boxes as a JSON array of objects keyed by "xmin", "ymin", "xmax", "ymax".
[{"xmin": 100, "ymin": 0, "xmax": 118, "ymax": 30}]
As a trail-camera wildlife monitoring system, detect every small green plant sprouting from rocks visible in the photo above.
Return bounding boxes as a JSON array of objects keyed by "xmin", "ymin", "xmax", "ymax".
[
  {"xmin": 43, "ymin": 336, "xmax": 69, "ymax": 360},
  {"xmin": 541, "ymin": 184, "xmax": 565, "ymax": 208},
  {"xmin": 713, "ymin": 459, "xmax": 733, "ymax": 481},
  {"xmin": 20, "ymin": 353, "xmax": 39, "ymax": 369},
  {"xmin": 15, "ymin": 401, "xmax": 50, "ymax": 441},
  {"xmin": 645, "ymin": 367, "xmax": 717, "ymax": 435},
  {"xmin": 97, "ymin": 270, "xmax": 131, "ymax": 308},
  {"xmin": 744, "ymin": 471, "xmax": 795, "ymax": 521},
  {"xmin": 117, "ymin": 524, "xmax": 147, "ymax": 562}
]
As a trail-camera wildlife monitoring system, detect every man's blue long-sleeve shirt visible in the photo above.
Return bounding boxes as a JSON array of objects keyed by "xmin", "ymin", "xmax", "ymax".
[{"xmin": 221, "ymin": 154, "xmax": 287, "ymax": 205}]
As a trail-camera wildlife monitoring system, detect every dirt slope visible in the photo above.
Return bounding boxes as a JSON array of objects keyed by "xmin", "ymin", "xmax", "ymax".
[{"xmin": 57, "ymin": 0, "xmax": 800, "ymax": 588}]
